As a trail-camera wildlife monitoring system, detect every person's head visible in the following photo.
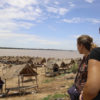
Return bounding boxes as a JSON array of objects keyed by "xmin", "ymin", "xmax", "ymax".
[{"xmin": 77, "ymin": 35, "xmax": 97, "ymax": 54}]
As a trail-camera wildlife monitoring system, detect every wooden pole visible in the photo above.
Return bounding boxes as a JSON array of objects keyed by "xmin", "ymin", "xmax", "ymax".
[
  {"xmin": 5, "ymin": 79, "xmax": 6, "ymax": 93},
  {"xmin": 21, "ymin": 75, "xmax": 23, "ymax": 87},
  {"xmin": 35, "ymin": 76, "xmax": 38, "ymax": 88},
  {"xmin": 18, "ymin": 76, "xmax": 20, "ymax": 92}
]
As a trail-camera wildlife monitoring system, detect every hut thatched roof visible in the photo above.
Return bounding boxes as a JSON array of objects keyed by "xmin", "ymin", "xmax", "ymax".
[
  {"xmin": 55, "ymin": 60, "xmax": 62, "ymax": 67},
  {"xmin": 3, "ymin": 64, "xmax": 38, "ymax": 80},
  {"xmin": 46, "ymin": 60, "xmax": 59, "ymax": 69},
  {"xmin": 32, "ymin": 57, "xmax": 46, "ymax": 65}
]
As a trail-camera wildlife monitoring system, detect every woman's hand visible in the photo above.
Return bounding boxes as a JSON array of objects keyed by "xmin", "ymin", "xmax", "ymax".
[{"xmin": 79, "ymin": 91, "xmax": 83, "ymax": 100}]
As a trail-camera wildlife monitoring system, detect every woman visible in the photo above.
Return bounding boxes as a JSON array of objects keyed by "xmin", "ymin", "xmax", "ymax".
[
  {"xmin": 68, "ymin": 35, "xmax": 97, "ymax": 100},
  {"xmin": 80, "ymin": 47, "xmax": 100, "ymax": 100}
]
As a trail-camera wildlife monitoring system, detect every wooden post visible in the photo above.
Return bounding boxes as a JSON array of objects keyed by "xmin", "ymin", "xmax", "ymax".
[
  {"xmin": 35, "ymin": 76, "xmax": 38, "ymax": 88},
  {"xmin": 18, "ymin": 76, "xmax": 20, "ymax": 92},
  {"xmin": 5, "ymin": 79, "xmax": 6, "ymax": 93},
  {"xmin": 21, "ymin": 75, "xmax": 23, "ymax": 87},
  {"xmin": 34, "ymin": 76, "xmax": 38, "ymax": 92},
  {"xmin": 45, "ymin": 59, "xmax": 47, "ymax": 76}
]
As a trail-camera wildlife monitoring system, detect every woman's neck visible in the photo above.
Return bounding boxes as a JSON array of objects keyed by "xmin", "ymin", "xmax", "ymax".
[{"xmin": 84, "ymin": 50, "xmax": 90, "ymax": 57}]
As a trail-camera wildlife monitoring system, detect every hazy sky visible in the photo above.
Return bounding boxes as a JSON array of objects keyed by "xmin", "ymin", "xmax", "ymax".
[{"xmin": 0, "ymin": 0, "xmax": 100, "ymax": 50}]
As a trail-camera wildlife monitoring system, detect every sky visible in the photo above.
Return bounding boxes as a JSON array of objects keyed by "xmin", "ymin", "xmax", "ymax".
[{"xmin": 0, "ymin": 0, "xmax": 100, "ymax": 50}]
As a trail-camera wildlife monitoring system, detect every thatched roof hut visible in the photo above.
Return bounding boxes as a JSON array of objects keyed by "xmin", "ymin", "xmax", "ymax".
[
  {"xmin": 17, "ymin": 58, "xmax": 30, "ymax": 64},
  {"xmin": 2, "ymin": 64, "xmax": 38, "ymax": 95},
  {"xmin": 60, "ymin": 59, "xmax": 75, "ymax": 68},
  {"xmin": 32, "ymin": 57, "xmax": 46, "ymax": 65},
  {"xmin": 3, "ymin": 64, "xmax": 37, "ymax": 80},
  {"xmin": 46, "ymin": 60, "xmax": 56, "ymax": 69},
  {"xmin": 45, "ymin": 59, "xmax": 60, "ymax": 77}
]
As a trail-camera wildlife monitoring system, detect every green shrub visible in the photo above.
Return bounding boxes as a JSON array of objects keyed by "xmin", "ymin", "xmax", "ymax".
[
  {"xmin": 42, "ymin": 95, "xmax": 52, "ymax": 100},
  {"xmin": 70, "ymin": 63, "xmax": 78, "ymax": 73},
  {"xmin": 41, "ymin": 93, "xmax": 69, "ymax": 100},
  {"xmin": 52, "ymin": 93, "xmax": 68, "ymax": 99},
  {"xmin": 43, "ymin": 78, "xmax": 54, "ymax": 83}
]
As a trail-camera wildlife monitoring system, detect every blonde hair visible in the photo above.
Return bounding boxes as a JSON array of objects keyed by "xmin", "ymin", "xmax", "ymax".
[
  {"xmin": 91, "ymin": 43, "xmax": 97, "ymax": 50},
  {"xmin": 77, "ymin": 35, "xmax": 97, "ymax": 51}
]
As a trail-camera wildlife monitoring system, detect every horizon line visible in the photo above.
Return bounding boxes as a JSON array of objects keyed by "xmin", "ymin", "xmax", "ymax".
[{"xmin": 0, "ymin": 47, "xmax": 77, "ymax": 51}]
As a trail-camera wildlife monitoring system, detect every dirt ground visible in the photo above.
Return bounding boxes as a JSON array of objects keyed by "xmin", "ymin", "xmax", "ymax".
[{"xmin": 0, "ymin": 67, "xmax": 76, "ymax": 100}]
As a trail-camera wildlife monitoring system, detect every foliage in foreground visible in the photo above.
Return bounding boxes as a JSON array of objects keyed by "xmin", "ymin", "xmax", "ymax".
[
  {"xmin": 69, "ymin": 63, "xmax": 78, "ymax": 73},
  {"xmin": 41, "ymin": 93, "xmax": 69, "ymax": 100}
]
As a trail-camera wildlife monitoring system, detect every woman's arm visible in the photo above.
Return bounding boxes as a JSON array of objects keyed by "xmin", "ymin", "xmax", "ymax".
[{"xmin": 83, "ymin": 59, "xmax": 100, "ymax": 100}]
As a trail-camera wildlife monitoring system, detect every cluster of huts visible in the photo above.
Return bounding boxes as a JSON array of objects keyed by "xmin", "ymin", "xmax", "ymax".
[
  {"xmin": 45, "ymin": 58, "xmax": 81, "ymax": 77},
  {"xmin": 0, "ymin": 56, "xmax": 81, "ymax": 96},
  {"xmin": 0, "ymin": 56, "xmax": 46, "ymax": 96}
]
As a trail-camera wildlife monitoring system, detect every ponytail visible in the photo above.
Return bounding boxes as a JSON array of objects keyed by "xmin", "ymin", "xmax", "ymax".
[{"xmin": 91, "ymin": 43, "xmax": 98, "ymax": 50}]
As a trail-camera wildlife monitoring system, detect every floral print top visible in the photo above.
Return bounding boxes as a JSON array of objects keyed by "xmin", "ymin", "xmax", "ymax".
[{"xmin": 74, "ymin": 55, "xmax": 89, "ymax": 93}]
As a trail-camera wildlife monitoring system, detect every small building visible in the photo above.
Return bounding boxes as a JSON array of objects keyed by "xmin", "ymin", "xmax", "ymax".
[
  {"xmin": 45, "ymin": 60, "xmax": 60, "ymax": 77},
  {"xmin": 32, "ymin": 57, "xmax": 46, "ymax": 65},
  {"xmin": 59, "ymin": 59, "xmax": 75, "ymax": 73},
  {"xmin": 2, "ymin": 64, "xmax": 38, "ymax": 95}
]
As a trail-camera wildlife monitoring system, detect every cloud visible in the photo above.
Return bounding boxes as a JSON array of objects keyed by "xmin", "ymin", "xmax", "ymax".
[
  {"xmin": 59, "ymin": 8, "xmax": 69, "ymax": 15},
  {"xmin": 0, "ymin": 32, "xmax": 61, "ymax": 46},
  {"xmin": 0, "ymin": 6, "xmax": 42, "ymax": 21},
  {"xmin": 18, "ymin": 22, "xmax": 35, "ymax": 29},
  {"xmin": 59, "ymin": 39, "xmax": 77, "ymax": 50},
  {"xmin": 47, "ymin": 7, "xmax": 58, "ymax": 13},
  {"xmin": 43, "ymin": 0, "xmax": 50, "ymax": 4},
  {"xmin": 0, "ymin": 19, "xmax": 34, "ymax": 31},
  {"xmin": 73, "ymin": 34, "xmax": 81, "ymax": 39},
  {"xmin": 62, "ymin": 17, "xmax": 100, "ymax": 24},
  {"xmin": 0, "ymin": 0, "xmax": 74, "ymax": 32},
  {"xmin": 68, "ymin": 2, "xmax": 75, "ymax": 7},
  {"xmin": 87, "ymin": 18, "xmax": 100, "ymax": 23},
  {"xmin": 62, "ymin": 17, "xmax": 82, "ymax": 23},
  {"xmin": 54, "ymin": 1, "xmax": 60, "ymax": 5},
  {"xmin": 47, "ymin": 7, "xmax": 69, "ymax": 15},
  {"xmin": 0, "ymin": 0, "xmax": 76, "ymax": 49},
  {"xmin": 5, "ymin": 0, "xmax": 38, "ymax": 8},
  {"xmin": 0, "ymin": 1, "xmax": 43, "ymax": 32},
  {"xmin": 85, "ymin": 0, "xmax": 94, "ymax": 3}
]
